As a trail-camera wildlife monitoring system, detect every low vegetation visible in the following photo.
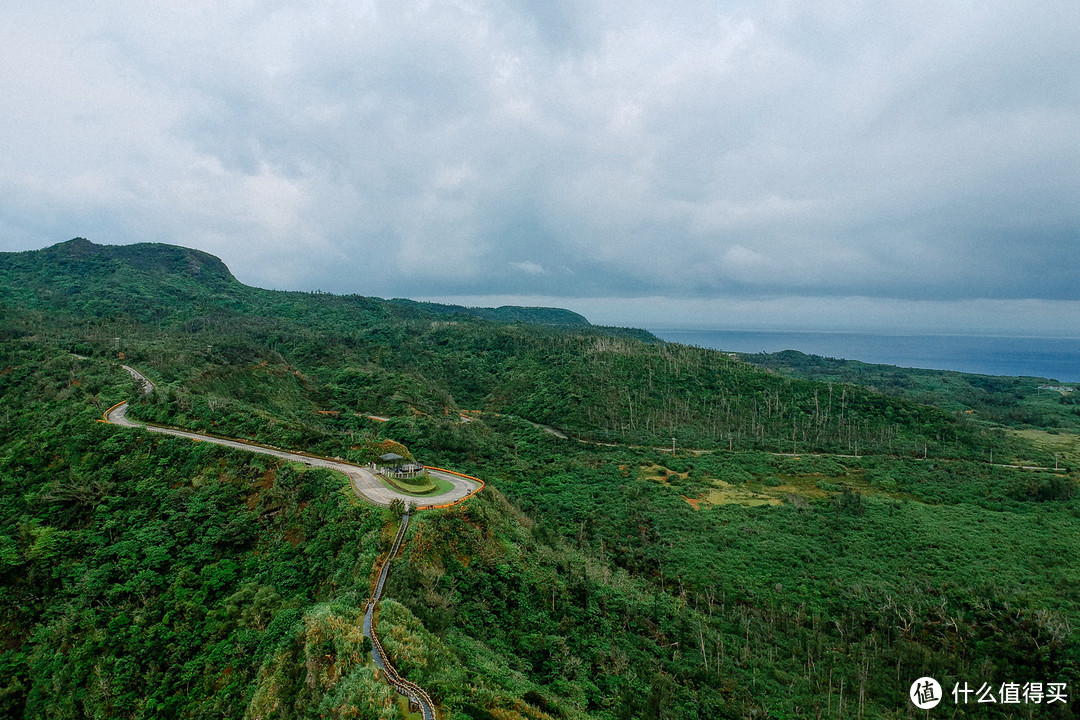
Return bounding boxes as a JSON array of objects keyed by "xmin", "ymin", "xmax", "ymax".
[
  {"xmin": 745, "ymin": 349, "xmax": 1080, "ymax": 434},
  {"xmin": 1, "ymin": 239, "xmax": 1077, "ymax": 718}
]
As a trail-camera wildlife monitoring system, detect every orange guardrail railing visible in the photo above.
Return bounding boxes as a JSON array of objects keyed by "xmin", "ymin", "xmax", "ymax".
[
  {"xmin": 104, "ymin": 366, "xmax": 464, "ymax": 718},
  {"xmin": 419, "ymin": 466, "xmax": 485, "ymax": 510},
  {"xmin": 101, "ymin": 400, "xmax": 126, "ymax": 423}
]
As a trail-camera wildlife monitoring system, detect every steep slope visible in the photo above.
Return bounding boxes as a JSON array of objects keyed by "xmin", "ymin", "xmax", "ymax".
[{"xmin": 1, "ymin": 238, "xmax": 240, "ymax": 320}]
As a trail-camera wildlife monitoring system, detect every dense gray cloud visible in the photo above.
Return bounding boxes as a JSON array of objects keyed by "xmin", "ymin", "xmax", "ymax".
[{"xmin": 2, "ymin": 1, "xmax": 1078, "ymax": 331}]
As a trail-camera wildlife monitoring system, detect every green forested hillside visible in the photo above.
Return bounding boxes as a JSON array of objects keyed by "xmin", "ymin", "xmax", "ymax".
[
  {"xmin": 744, "ymin": 349, "xmax": 1080, "ymax": 432},
  {"xmin": 2, "ymin": 239, "xmax": 1077, "ymax": 718},
  {"xmin": 2, "ymin": 240, "xmax": 1043, "ymax": 463}
]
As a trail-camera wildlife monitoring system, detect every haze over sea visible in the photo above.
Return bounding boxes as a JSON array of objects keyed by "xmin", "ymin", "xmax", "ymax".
[{"xmin": 651, "ymin": 329, "xmax": 1080, "ymax": 383}]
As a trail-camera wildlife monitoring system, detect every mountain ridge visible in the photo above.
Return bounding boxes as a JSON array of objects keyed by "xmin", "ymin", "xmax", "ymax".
[
  {"xmin": 2, "ymin": 237, "xmax": 1078, "ymax": 719},
  {"xmin": 2, "ymin": 238, "xmax": 653, "ymax": 338}
]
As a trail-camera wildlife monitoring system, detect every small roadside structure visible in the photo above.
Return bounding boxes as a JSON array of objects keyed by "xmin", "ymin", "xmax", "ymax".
[{"xmin": 374, "ymin": 452, "xmax": 425, "ymax": 480}]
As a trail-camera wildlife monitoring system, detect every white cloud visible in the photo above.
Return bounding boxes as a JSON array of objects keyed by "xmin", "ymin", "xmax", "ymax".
[
  {"xmin": 1, "ymin": 0, "xmax": 1078, "ymax": 331},
  {"xmin": 720, "ymin": 244, "xmax": 769, "ymax": 277},
  {"xmin": 509, "ymin": 261, "xmax": 546, "ymax": 275}
]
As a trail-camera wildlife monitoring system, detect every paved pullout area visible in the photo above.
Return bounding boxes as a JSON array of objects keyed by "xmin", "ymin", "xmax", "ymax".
[{"xmin": 106, "ymin": 369, "xmax": 482, "ymax": 509}]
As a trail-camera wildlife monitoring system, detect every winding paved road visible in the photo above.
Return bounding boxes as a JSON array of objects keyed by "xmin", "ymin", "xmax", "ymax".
[
  {"xmin": 106, "ymin": 366, "xmax": 457, "ymax": 717},
  {"xmin": 105, "ymin": 368, "xmax": 482, "ymax": 508}
]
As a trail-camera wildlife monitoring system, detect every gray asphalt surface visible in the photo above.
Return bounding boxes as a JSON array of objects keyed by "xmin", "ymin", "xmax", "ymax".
[
  {"xmin": 106, "ymin": 373, "xmax": 481, "ymax": 508},
  {"xmin": 108, "ymin": 366, "xmax": 448, "ymax": 716}
]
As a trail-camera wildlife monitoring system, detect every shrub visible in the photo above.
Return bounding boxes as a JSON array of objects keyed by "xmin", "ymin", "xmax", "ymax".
[
  {"xmin": 866, "ymin": 469, "xmax": 899, "ymax": 491},
  {"xmin": 717, "ymin": 467, "xmax": 754, "ymax": 485}
]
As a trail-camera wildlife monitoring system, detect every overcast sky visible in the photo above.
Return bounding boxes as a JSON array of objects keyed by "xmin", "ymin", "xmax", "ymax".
[{"xmin": 2, "ymin": 1, "xmax": 1079, "ymax": 334}]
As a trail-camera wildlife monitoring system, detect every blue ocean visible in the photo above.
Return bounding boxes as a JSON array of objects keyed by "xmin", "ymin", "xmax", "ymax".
[{"xmin": 650, "ymin": 329, "xmax": 1080, "ymax": 383}]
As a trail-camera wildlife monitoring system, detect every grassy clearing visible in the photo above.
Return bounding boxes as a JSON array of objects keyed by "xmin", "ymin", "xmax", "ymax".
[
  {"xmin": 639, "ymin": 463, "xmax": 688, "ymax": 485},
  {"xmin": 1010, "ymin": 428, "xmax": 1080, "ymax": 468},
  {"xmin": 671, "ymin": 466, "xmax": 918, "ymax": 510},
  {"xmin": 385, "ymin": 472, "xmax": 438, "ymax": 493},
  {"xmin": 699, "ymin": 481, "xmax": 782, "ymax": 507},
  {"xmin": 377, "ymin": 475, "xmax": 456, "ymax": 497}
]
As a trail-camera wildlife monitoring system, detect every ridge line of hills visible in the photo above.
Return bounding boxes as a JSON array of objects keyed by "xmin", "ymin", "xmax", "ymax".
[
  {"xmin": 2, "ymin": 236, "xmax": 1079, "ymax": 718},
  {"xmin": 1, "ymin": 237, "xmax": 653, "ymax": 340},
  {"xmin": 1, "ymin": 237, "xmax": 1069, "ymax": 464}
]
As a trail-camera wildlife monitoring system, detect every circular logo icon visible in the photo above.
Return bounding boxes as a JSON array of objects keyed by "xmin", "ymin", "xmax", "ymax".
[{"xmin": 910, "ymin": 677, "xmax": 942, "ymax": 709}]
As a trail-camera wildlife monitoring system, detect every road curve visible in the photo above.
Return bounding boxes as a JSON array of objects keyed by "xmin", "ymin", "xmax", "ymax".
[
  {"xmin": 106, "ymin": 366, "xmax": 447, "ymax": 716},
  {"xmin": 104, "ymin": 374, "xmax": 483, "ymax": 509},
  {"xmin": 120, "ymin": 364, "xmax": 155, "ymax": 395}
]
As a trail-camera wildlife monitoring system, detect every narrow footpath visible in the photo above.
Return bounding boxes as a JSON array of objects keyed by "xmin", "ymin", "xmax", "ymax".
[
  {"xmin": 364, "ymin": 513, "xmax": 436, "ymax": 720},
  {"xmin": 104, "ymin": 366, "xmax": 462, "ymax": 718}
]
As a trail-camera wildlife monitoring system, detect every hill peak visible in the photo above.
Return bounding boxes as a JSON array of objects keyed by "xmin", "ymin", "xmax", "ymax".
[
  {"xmin": 39, "ymin": 238, "xmax": 237, "ymax": 285},
  {"xmin": 3, "ymin": 238, "xmax": 656, "ymax": 340}
]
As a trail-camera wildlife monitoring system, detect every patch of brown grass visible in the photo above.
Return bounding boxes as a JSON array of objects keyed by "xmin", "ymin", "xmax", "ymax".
[{"xmin": 640, "ymin": 463, "xmax": 688, "ymax": 485}]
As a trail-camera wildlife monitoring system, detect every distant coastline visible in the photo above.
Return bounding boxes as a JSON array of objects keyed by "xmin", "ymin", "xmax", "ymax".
[{"xmin": 651, "ymin": 328, "xmax": 1080, "ymax": 383}]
